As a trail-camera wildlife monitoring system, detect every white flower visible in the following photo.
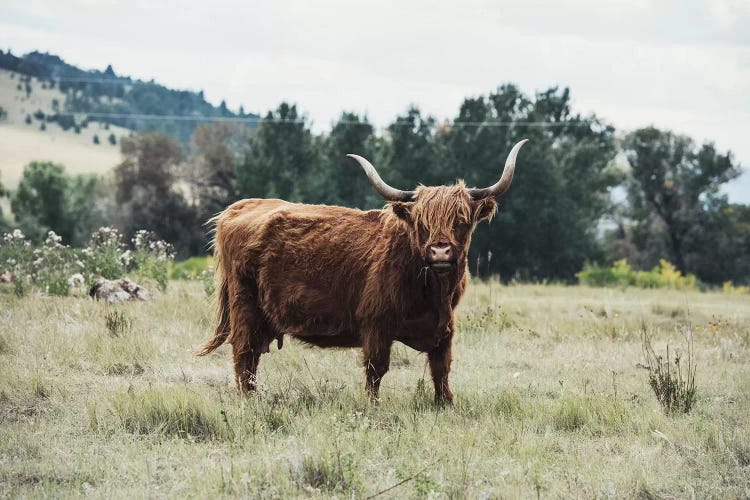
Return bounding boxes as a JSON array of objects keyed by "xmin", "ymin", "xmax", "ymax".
[
  {"xmin": 68, "ymin": 273, "xmax": 85, "ymax": 288},
  {"xmin": 12, "ymin": 229, "xmax": 24, "ymax": 240}
]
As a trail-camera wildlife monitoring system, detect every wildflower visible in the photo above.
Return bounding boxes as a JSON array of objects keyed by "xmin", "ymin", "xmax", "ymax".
[
  {"xmin": 120, "ymin": 250, "xmax": 132, "ymax": 266},
  {"xmin": 68, "ymin": 273, "xmax": 85, "ymax": 288}
]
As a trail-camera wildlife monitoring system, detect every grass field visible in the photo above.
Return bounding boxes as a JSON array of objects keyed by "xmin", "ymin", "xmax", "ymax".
[{"xmin": 0, "ymin": 281, "xmax": 748, "ymax": 498}]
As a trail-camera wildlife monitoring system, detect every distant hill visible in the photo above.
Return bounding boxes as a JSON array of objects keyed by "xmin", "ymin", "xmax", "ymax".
[
  {"xmin": 0, "ymin": 67, "xmax": 129, "ymax": 189},
  {"xmin": 0, "ymin": 50, "xmax": 258, "ymax": 143}
]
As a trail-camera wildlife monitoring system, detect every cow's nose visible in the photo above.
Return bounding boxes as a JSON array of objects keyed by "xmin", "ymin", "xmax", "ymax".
[{"xmin": 429, "ymin": 243, "xmax": 452, "ymax": 262}]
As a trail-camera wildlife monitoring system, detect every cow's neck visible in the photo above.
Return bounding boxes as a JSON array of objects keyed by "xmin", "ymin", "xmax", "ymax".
[{"xmin": 385, "ymin": 224, "xmax": 460, "ymax": 319}]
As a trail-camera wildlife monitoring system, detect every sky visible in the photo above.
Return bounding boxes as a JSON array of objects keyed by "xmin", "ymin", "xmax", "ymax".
[{"xmin": 2, "ymin": 0, "xmax": 749, "ymax": 202}]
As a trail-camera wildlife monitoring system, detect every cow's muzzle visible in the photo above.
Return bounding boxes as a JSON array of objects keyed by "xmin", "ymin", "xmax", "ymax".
[{"xmin": 427, "ymin": 242, "xmax": 455, "ymax": 273}]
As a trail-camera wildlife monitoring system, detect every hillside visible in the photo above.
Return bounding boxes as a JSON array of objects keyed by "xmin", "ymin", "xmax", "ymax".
[
  {"xmin": 0, "ymin": 49, "xmax": 258, "ymax": 190},
  {"xmin": 0, "ymin": 68, "xmax": 128, "ymax": 188},
  {"xmin": 0, "ymin": 50, "xmax": 258, "ymax": 143}
]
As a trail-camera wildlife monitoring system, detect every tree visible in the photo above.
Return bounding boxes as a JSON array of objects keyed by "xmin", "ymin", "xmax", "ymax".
[
  {"xmin": 185, "ymin": 122, "xmax": 247, "ymax": 225},
  {"xmin": 114, "ymin": 132, "xmax": 201, "ymax": 256},
  {"xmin": 439, "ymin": 85, "xmax": 620, "ymax": 280},
  {"xmin": 313, "ymin": 112, "xmax": 378, "ymax": 208},
  {"xmin": 11, "ymin": 162, "xmax": 76, "ymax": 242},
  {"xmin": 623, "ymin": 127, "xmax": 740, "ymax": 275},
  {"xmin": 382, "ymin": 107, "xmax": 443, "ymax": 188},
  {"xmin": 236, "ymin": 103, "xmax": 316, "ymax": 202}
]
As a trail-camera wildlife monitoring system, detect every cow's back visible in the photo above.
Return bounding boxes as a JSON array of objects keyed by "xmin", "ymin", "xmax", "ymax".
[{"xmin": 216, "ymin": 198, "xmax": 387, "ymax": 342}]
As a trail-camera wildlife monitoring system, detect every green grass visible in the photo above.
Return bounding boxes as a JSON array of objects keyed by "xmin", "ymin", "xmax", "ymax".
[{"xmin": 0, "ymin": 281, "xmax": 748, "ymax": 498}]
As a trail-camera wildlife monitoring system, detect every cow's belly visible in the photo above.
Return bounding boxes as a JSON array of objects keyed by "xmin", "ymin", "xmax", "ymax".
[{"xmin": 260, "ymin": 281, "xmax": 355, "ymax": 339}]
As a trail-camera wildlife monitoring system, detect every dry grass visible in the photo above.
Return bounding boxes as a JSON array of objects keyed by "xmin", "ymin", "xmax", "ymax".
[{"xmin": 0, "ymin": 281, "xmax": 748, "ymax": 498}]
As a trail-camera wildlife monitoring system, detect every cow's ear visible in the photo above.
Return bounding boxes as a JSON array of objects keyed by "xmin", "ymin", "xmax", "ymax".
[
  {"xmin": 472, "ymin": 198, "xmax": 497, "ymax": 222},
  {"xmin": 390, "ymin": 202, "xmax": 413, "ymax": 223}
]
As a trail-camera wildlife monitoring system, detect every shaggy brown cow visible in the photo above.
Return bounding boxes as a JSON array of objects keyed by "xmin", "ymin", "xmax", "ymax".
[{"xmin": 196, "ymin": 139, "xmax": 528, "ymax": 404}]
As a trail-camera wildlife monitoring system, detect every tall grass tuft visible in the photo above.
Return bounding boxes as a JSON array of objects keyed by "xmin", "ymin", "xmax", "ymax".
[
  {"xmin": 105, "ymin": 310, "xmax": 132, "ymax": 337},
  {"xmin": 641, "ymin": 324, "xmax": 697, "ymax": 414},
  {"xmin": 106, "ymin": 387, "xmax": 230, "ymax": 441}
]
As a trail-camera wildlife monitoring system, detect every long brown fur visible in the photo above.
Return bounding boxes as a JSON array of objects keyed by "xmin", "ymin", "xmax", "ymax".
[{"xmin": 195, "ymin": 184, "xmax": 497, "ymax": 404}]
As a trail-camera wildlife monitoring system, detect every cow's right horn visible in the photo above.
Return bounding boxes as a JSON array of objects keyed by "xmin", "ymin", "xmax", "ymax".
[
  {"xmin": 467, "ymin": 139, "xmax": 528, "ymax": 200},
  {"xmin": 347, "ymin": 154, "xmax": 415, "ymax": 202}
]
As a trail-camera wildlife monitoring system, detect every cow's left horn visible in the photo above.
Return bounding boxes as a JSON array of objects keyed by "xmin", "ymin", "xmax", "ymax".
[
  {"xmin": 467, "ymin": 139, "xmax": 528, "ymax": 200},
  {"xmin": 346, "ymin": 154, "xmax": 415, "ymax": 202}
]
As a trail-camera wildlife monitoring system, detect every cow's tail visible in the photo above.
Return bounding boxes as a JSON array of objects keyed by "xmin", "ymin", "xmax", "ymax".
[{"xmin": 194, "ymin": 215, "xmax": 230, "ymax": 356}]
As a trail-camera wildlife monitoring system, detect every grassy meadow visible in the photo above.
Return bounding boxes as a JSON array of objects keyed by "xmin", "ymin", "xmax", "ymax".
[{"xmin": 0, "ymin": 281, "xmax": 748, "ymax": 498}]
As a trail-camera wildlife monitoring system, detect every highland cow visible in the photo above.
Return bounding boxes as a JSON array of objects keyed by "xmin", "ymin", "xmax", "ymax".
[{"xmin": 196, "ymin": 140, "xmax": 528, "ymax": 404}]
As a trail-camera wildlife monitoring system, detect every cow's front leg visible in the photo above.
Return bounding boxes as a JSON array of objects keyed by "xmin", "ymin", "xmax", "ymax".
[
  {"xmin": 363, "ymin": 340, "xmax": 391, "ymax": 401},
  {"xmin": 428, "ymin": 335, "xmax": 454, "ymax": 406}
]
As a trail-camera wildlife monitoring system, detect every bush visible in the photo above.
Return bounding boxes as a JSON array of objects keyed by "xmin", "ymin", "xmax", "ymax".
[
  {"xmin": 83, "ymin": 227, "xmax": 125, "ymax": 279},
  {"xmin": 170, "ymin": 256, "xmax": 213, "ymax": 280},
  {"xmin": 0, "ymin": 229, "xmax": 33, "ymax": 296},
  {"xmin": 30, "ymin": 231, "xmax": 81, "ymax": 296},
  {"xmin": 132, "ymin": 230, "xmax": 175, "ymax": 291},
  {"xmin": 722, "ymin": 281, "xmax": 749, "ymax": 295},
  {"xmin": 1, "ymin": 226, "xmax": 175, "ymax": 296},
  {"xmin": 577, "ymin": 259, "xmax": 698, "ymax": 290}
]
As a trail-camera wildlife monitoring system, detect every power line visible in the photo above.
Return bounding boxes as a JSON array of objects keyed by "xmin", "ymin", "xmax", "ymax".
[
  {"xmin": 17, "ymin": 76, "xmax": 604, "ymax": 128},
  {"xmin": 53, "ymin": 110, "xmax": 601, "ymax": 127}
]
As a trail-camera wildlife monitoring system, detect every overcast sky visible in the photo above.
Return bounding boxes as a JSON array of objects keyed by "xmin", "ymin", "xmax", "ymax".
[{"xmin": 2, "ymin": 0, "xmax": 748, "ymax": 201}]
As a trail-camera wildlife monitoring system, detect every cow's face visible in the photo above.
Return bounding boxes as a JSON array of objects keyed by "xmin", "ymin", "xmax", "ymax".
[
  {"xmin": 390, "ymin": 183, "xmax": 496, "ymax": 275},
  {"xmin": 347, "ymin": 140, "xmax": 527, "ymax": 277}
]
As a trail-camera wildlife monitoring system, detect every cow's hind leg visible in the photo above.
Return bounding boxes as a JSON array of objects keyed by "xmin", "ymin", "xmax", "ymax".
[{"xmin": 228, "ymin": 275, "xmax": 272, "ymax": 395}]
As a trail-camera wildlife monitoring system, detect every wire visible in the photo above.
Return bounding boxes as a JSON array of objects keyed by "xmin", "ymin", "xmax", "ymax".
[
  {"xmin": 51, "ymin": 111, "xmax": 601, "ymax": 127},
  {"xmin": 19, "ymin": 75, "xmax": 604, "ymax": 128}
]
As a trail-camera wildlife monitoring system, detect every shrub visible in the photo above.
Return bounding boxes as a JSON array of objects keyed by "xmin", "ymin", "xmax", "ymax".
[
  {"xmin": 83, "ymin": 227, "xmax": 125, "ymax": 279},
  {"xmin": 577, "ymin": 259, "xmax": 698, "ymax": 290},
  {"xmin": 722, "ymin": 281, "xmax": 749, "ymax": 295},
  {"xmin": 170, "ymin": 256, "xmax": 213, "ymax": 280},
  {"xmin": 30, "ymin": 231, "xmax": 81, "ymax": 296},
  {"xmin": 0, "ymin": 229, "xmax": 33, "ymax": 296},
  {"xmin": 132, "ymin": 230, "xmax": 175, "ymax": 291}
]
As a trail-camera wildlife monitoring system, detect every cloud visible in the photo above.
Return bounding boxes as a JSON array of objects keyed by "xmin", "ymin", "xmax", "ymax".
[{"xmin": 1, "ymin": 0, "xmax": 748, "ymax": 200}]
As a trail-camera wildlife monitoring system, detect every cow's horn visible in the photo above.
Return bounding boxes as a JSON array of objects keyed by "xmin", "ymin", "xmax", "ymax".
[
  {"xmin": 467, "ymin": 139, "xmax": 528, "ymax": 200},
  {"xmin": 346, "ymin": 154, "xmax": 415, "ymax": 202}
]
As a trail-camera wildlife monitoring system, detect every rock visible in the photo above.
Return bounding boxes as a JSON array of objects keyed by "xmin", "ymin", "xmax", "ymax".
[
  {"xmin": 89, "ymin": 276, "xmax": 151, "ymax": 304},
  {"xmin": 0, "ymin": 269, "xmax": 16, "ymax": 283}
]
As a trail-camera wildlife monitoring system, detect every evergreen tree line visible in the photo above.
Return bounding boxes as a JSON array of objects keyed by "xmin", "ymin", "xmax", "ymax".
[{"xmin": 4, "ymin": 85, "xmax": 747, "ymax": 285}]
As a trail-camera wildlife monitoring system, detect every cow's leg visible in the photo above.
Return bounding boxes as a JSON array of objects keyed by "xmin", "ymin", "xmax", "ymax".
[
  {"xmin": 227, "ymin": 275, "xmax": 269, "ymax": 395},
  {"xmin": 363, "ymin": 338, "xmax": 391, "ymax": 401},
  {"xmin": 232, "ymin": 342, "xmax": 260, "ymax": 394},
  {"xmin": 428, "ymin": 335, "xmax": 454, "ymax": 406}
]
